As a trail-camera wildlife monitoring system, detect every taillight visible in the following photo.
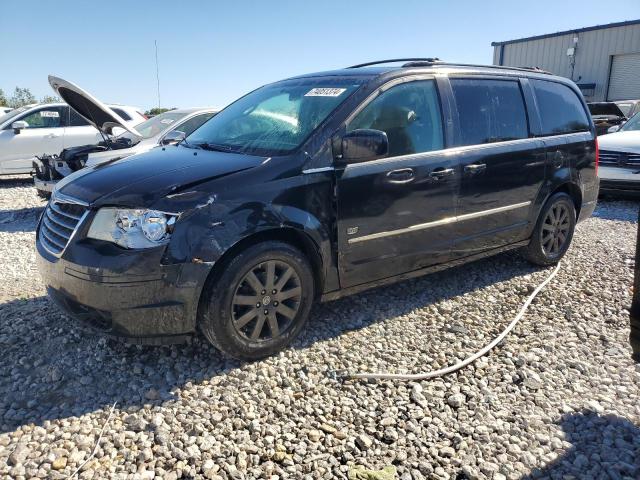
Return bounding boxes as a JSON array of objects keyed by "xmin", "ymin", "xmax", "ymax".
[{"xmin": 595, "ymin": 137, "xmax": 599, "ymax": 176}]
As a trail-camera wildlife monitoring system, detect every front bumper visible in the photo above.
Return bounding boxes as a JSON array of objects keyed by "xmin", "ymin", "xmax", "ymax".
[
  {"xmin": 599, "ymin": 166, "xmax": 640, "ymax": 197},
  {"xmin": 34, "ymin": 177, "xmax": 58, "ymax": 193},
  {"xmin": 36, "ymin": 229, "xmax": 212, "ymax": 345}
]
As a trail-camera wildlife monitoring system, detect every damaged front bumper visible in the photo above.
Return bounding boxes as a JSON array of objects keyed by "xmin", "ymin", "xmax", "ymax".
[{"xmin": 36, "ymin": 219, "xmax": 213, "ymax": 345}]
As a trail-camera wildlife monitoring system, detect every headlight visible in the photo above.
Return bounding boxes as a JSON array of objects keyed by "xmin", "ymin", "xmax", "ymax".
[{"xmin": 87, "ymin": 208, "xmax": 178, "ymax": 249}]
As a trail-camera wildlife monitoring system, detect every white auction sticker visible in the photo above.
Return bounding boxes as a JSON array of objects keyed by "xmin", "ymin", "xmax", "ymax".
[
  {"xmin": 305, "ymin": 88, "xmax": 346, "ymax": 97},
  {"xmin": 160, "ymin": 119, "xmax": 175, "ymax": 124},
  {"xmin": 40, "ymin": 111, "xmax": 59, "ymax": 118}
]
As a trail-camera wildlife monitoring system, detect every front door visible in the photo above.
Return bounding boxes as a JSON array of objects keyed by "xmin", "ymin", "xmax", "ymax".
[
  {"xmin": 0, "ymin": 105, "xmax": 66, "ymax": 174},
  {"xmin": 336, "ymin": 78, "xmax": 460, "ymax": 287},
  {"xmin": 448, "ymin": 77, "xmax": 546, "ymax": 256}
]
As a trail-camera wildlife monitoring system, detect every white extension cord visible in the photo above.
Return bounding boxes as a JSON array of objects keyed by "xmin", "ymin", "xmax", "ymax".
[{"xmin": 342, "ymin": 262, "xmax": 562, "ymax": 381}]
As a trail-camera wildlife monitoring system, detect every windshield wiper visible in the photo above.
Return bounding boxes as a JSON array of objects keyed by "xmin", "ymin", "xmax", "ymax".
[
  {"xmin": 194, "ymin": 142, "xmax": 237, "ymax": 153},
  {"xmin": 179, "ymin": 136, "xmax": 201, "ymax": 150}
]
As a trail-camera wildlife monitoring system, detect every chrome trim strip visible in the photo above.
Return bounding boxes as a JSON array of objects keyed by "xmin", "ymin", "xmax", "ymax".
[
  {"xmin": 344, "ymin": 132, "xmax": 593, "ymax": 171},
  {"xmin": 39, "ymin": 203, "xmax": 89, "ymax": 258},
  {"xmin": 302, "ymin": 166, "xmax": 335, "ymax": 174},
  {"xmin": 49, "ymin": 201, "xmax": 83, "ymax": 220},
  {"xmin": 348, "ymin": 201, "xmax": 531, "ymax": 244},
  {"xmin": 455, "ymin": 201, "xmax": 531, "ymax": 222},
  {"xmin": 51, "ymin": 190, "xmax": 90, "ymax": 207}
]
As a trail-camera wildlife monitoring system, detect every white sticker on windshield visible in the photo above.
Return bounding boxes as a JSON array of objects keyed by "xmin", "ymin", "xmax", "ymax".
[
  {"xmin": 305, "ymin": 88, "xmax": 346, "ymax": 97},
  {"xmin": 160, "ymin": 119, "xmax": 175, "ymax": 124},
  {"xmin": 40, "ymin": 111, "xmax": 59, "ymax": 118}
]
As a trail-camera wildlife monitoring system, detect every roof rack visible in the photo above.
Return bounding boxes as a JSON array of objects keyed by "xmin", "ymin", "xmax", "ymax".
[
  {"xmin": 347, "ymin": 58, "xmax": 442, "ymax": 68},
  {"xmin": 348, "ymin": 59, "xmax": 552, "ymax": 75}
]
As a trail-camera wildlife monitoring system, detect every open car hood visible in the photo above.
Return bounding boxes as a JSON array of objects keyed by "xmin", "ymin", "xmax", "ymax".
[{"xmin": 48, "ymin": 75, "xmax": 141, "ymax": 138}]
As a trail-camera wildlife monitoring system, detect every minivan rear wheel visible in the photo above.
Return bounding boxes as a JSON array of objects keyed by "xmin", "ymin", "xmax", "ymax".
[
  {"xmin": 523, "ymin": 192, "xmax": 576, "ymax": 266},
  {"xmin": 199, "ymin": 241, "xmax": 315, "ymax": 360}
]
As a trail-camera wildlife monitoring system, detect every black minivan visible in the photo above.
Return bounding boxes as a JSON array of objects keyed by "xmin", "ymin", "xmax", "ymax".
[{"xmin": 36, "ymin": 59, "xmax": 599, "ymax": 360}]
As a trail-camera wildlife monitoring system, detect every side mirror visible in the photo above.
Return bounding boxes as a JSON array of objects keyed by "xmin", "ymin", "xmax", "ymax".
[
  {"xmin": 12, "ymin": 121, "xmax": 28, "ymax": 134},
  {"xmin": 340, "ymin": 129, "xmax": 388, "ymax": 163},
  {"xmin": 161, "ymin": 130, "xmax": 186, "ymax": 145},
  {"xmin": 607, "ymin": 125, "xmax": 620, "ymax": 134}
]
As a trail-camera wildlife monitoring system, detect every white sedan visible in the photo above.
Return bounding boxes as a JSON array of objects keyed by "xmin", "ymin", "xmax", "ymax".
[
  {"xmin": 34, "ymin": 107, "xmax": 217, "ymax": 194},
  {"xmin": 0, "ymin": 97, "xmax": 144, "ymax": 175},
  {"xmin": 598, "ymin": 113, "xmax": 640, "ymax": 196}
]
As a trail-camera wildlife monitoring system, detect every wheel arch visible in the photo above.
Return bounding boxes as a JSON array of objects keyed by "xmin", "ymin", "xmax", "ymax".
[
  {"xmin": 196, "ymin": 227, "xmax": 325, "ymax": 324},
  {"xmin": 549, "ymin": 182, "xmax": 582, "ymax": 218}
]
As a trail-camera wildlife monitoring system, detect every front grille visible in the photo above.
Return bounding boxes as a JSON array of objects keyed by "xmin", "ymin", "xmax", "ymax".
[
  {"xmin": 39, "ymin": 200, "xmax": 87, "ymax": 255},
  {"xmin": 599, "ymin": 150, "xmax": 640, "ymax": 167}
]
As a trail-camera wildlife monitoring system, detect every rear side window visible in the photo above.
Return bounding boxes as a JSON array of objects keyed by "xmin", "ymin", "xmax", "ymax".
[
  {"xmin": 532, "ymin": 80, "xmax": 590, "ymax": 135},
  {"xmin": 69, "ymin": 109, "xmax": 91, "ymax": 127},
  {"xmin": 450, "ymin": 78, "xmax": 529, "ymax": 147},
  {"xmin": 111, "ymin": 108, "xmax": 132, "ymax": 121},
  {"xmin": 348, "ymin": 80, "xmax": 444, "ymax": 157}
]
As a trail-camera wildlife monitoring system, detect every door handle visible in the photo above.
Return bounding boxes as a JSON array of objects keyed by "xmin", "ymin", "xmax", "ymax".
[
  {"xmin": 386, "ymin": 168, "xmax": 415, "ymax": 182},
  {"xmin": 464, "ymin": 163, "xmax": 486, "ymax": 174},
  {"xmin": 429, "ymin": 167, "xmax": 455, "ymax": 179},
  {"xmin": 46, "ymin": 133, "xmax": 60, "ymax": 139}
]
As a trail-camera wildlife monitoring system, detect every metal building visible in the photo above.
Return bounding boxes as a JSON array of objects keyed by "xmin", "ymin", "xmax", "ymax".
[{"xmin": 492, "ymin": 20, "xmax": 640, "ymax": 102}]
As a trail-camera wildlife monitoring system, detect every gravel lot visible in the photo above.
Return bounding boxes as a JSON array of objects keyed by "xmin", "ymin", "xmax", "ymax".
[{"xmin": 1, "ymin": 176, "xmax": 639, "ymax": 480}]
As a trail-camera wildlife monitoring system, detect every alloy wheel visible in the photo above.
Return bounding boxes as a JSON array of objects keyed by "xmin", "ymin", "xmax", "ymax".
[
  {"xmin": 231, "ymin": 260, "xmax": 302, "ymax": 342},
  {"xmin": 541, "ymin": 203, "xmax": 571, "ymax": 257}
]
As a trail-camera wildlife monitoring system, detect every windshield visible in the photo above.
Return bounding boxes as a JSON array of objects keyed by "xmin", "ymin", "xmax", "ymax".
[
  {"xmin": 620, "ymin": 113, "xmax": 640, "ymax": 132},
  {"xmin": 0, "ymin": 105, "xmax": 31, "ymax": 126},
  {"xmin": 588, "ymin": 103, "xmax": 624, "ymax": 117},
  {"xmin": 187, "ymin": 79, "xmax": 362, "ymax": 155},
  {"xmin": 119, "ymin": 110, "xmax": 189, "ymax": 141}
]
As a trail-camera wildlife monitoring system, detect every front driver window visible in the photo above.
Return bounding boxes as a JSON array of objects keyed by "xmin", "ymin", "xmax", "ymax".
[
  {"xmin": 348, "ymin": 80, "xmax": 444, "ymax": 157},
  {"xmin": 18, "ymin": 106, "xmax": 66, "ymax": 129}
]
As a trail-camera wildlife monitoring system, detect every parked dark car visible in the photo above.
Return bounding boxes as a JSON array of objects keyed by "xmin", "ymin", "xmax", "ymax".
[
  {"xmin": 588, "ymin": 102, "xmax": 628, "ymax": 135},
  {"xmin": 36, "ymin": 59, "xmax": 599, "ymax": 360}
]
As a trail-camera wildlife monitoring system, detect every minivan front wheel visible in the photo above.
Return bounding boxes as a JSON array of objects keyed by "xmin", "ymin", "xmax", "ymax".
[
  {"xmin": 523, "ymin": 192, "xmax": 576, "ymax": 266},
  {"xmin": 200, "ymin": 241, "xmax": 315, "ymax": 360}
]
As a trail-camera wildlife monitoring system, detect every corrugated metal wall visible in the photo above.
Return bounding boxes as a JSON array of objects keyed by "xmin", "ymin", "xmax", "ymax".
[{"xmin": 493, "ymin": 23, "xmax": 640, "ymax": 101}]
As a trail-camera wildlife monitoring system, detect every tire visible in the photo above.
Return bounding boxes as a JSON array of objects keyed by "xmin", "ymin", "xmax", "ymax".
[
  {"xmin": 199, "ymin": 241, "xmax": 315, "ymax": 360},
  {"xmin": 523, "ymin": 192, "xmax": 576, "ymax": 266}
]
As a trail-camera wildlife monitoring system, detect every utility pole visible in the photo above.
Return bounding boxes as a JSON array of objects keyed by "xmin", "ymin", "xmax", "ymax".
[
  {"xmin": 155, "ymin": 40, "xmax": 161, "ymax": 109},
  {"xmin": 630, "ymin": 206, "xmax": 640, "ymax": 362}
]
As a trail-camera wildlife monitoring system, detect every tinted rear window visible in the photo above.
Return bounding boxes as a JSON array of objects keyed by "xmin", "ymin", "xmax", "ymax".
[
  {"xmin": 69, "ymin": 108, "xmax": 91, "ymax": 127},
  {"xmin": 587, "ymin": 103, "xmax": 624, "ymax": 116},
  {"xmin": 451, "ymin": 78, "xmax": 529, "ymax": 147},
  {"xmin": 532, "ymin": 80, "xmax": 590, "ymax": 135},
  {"xmin": 112, "ymin": 108, "xmax": 132, "ymax": 121}
]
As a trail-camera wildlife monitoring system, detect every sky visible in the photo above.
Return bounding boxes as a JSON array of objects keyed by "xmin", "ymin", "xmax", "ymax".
[{"xmin": 1, "ymin": 0, "xmax": 639, "ymax": 111}]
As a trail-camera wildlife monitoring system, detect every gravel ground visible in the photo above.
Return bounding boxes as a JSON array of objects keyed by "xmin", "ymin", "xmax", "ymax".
[{"xmin": 0, "ymin": 175, "xmax": 639, "ymax": 480}]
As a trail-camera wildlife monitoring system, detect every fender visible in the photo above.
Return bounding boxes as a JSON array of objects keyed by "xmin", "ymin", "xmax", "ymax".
[{"xmin": 162, "ymin": 189, "xmax": 338, "ymax": 292}]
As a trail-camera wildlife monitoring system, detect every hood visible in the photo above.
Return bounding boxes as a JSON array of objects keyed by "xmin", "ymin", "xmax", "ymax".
[
  {"xmin": 48, "ymin": 75, "xmax": 141, "ymax": 137},
  {"xmin": 598, "ymin": 131, "xmax": 640, "ymax": 154},
  {"xmin": 84, "ymin": 141, "xmax": 153, "ymax": 168},
  {"xmin": 588, "ymin": 103, "xmax": 625, "ymax": 117},
  {"xmin": 57, "ymin": 146, "xmax": 268, "ymax": 206}
]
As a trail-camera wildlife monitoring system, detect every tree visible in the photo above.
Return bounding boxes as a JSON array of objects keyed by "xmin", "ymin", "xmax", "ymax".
[
  {"xmin": 144, "ymin": 107, "xmax": 174, "ymax": 117},
  {"xmin": 40, "ymin": 95, "xmax": 60, "ymax": 104},
  {"xmin": 7, "ymin": 87, "xmax": 36, "ymax": 108},
  {"xmin": 0, "ymin": 89, "xmax": 7, "ymax": 107}
]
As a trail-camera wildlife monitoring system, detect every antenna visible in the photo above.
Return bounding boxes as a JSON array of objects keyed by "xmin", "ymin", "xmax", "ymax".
[{"xmin": 155, "ymin": 40, "xmax": 161, "ymax": 108}]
